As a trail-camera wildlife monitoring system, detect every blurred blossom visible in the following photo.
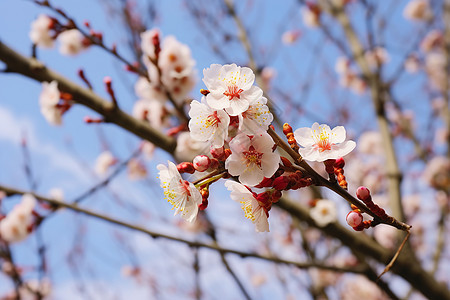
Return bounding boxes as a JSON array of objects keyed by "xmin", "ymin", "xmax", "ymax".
[
  {"xmin": 421, "ymin": 30, "xmax": 443, "ymax": 53},
  {"xmin": 403, "ymin": 0, "xmax": 431, "ymax": 21},
  {"xmin": 141, "ymin": 141, "xmax": 155, "ymax": 159},
  {"xmin": 302, "ymin": 6, "xmax": 320, "ymax": 28},
  {"xmin": 373, "ymin": 225, "xmax": 397, "ymax": 250},
  {"xmin": 49, "ymin": 188, "xmax": 64, "ymax": 202},
  {"xmin": 402, "ymin": 194, "xmax": 421, "ymax": 217},
  {"xmin": 29, "ymin": 14, "xmax": 54, "ymax": 48},
  {"xmin": 404, "ymin": 54, "xmax": 420, "ymax": 73},
  {"xmin": 365, "ymin": 47, "xmax": 390, "ymax": 68},
  {"xmin": 260, "ymin": 67, "xmax": 277, "ymax": 87},
  {"xmin": 310, "ymin": 199, "xmax": 337, "ymax": 227},
  {"xmin": 251, "ymin": 274, "xmax": 267, "ymax": 287},
  {"xmin": 39, "ymin": 81, "xmax": 63, "ymax": 126},
  {"xmin": 0, "ymin": 194, "xmax": 36, "ymax": 243},
  {"xmin": 175, "ymin": 131, "xmax": 205, "ymax": 162},
  {"xmin": 358, "ymin": 131, "xmax": 383, "ymax": 155},
  {"xmin": 335, "ymin": 57, "xmax": 351, "ymax": 74},
  {"xmin": 127, "ymin": 158, "xmax": 147, "ymax": 180},
  {"xmin": 140, "ymin": 28, "xmax": 160, "ymax": 60},
  {"xmin": 132, "ymin": 99, "xmax": 165, "ymax": 128},
  {"xmin": 58, "ymin": 29, "xmax": 86, "ymax": 56},
  {"xmin": 341, "ymin": 275, "xmax": 386, "ymax": 300},
  {"xmin": 95, "ymin": 151, "xmax": 117, "ymax": 176},
  {"xmin": 422, "ymin": 156, "xmax": 450, "ymax": 190},
  {"xmin": 134, "ymin": 76, "xmax": 166, "ymax": 102},
  {"xmin": 281, "ymin": 30, "xmax": 301, "ymax": 45}
]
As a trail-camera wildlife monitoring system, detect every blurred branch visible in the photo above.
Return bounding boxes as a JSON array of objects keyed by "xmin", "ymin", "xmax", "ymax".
[
  {"xmin": 0, "ymin": 40, "xmax": 177, "ymax": 154},
  {"xmin": 0, "ymin": 184, "xmax": 367, "ymax": 274}
]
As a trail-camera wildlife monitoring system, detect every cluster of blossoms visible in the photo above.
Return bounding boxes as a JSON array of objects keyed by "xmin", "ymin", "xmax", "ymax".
[
  {"xmin": 0, "ymin": 194, "xmax": 36, "ymax": 243},
  {"xmin": 29, "ymin": 14, "xmax": 90, "ymax": 55},
  {"xmin": 158, "ymin": 63, "xmax": 357, "ymax": 232}
]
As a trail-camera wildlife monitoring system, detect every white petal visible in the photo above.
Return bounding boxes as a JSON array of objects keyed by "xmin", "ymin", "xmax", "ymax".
[
  {"xmin": 293, "ymin": 127, "xmax": 315, "ymax": 147},
  {"xmin": 330, "ymin": 126, "xmax": 346, "ymax": 144}
]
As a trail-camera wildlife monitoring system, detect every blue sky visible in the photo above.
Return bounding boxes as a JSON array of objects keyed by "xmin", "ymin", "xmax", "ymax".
[{"xmin": 0, "ymin": 0, "xmax": 445, "ymax": 299}]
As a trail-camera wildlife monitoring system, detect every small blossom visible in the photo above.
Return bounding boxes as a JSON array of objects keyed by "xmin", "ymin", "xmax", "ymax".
[
  {"xmin": 294, "ymin": 123, "xmax": 356, "ymax": 162},
  {"xmin": 422, "ymin": 156, "xmax": 450, "ymax": 190},
  {"xmin": 310, "ymin": 199, "xmax": 337, "ymax": 227},
  {"xmin": 158, "ymin": 161, "xmax": 202, "ymax": 222},
  {"xmin": 140, "ymin": 28, "xmax": 160, "ymax": 61},
  {"xmin": 58, "ymin": 29, "xmax": 86, "ymax": 56},
  {"xmin": 302, "ymin": 6, "xmax": 320, "ymax": 28},
  {"xmin": 282, "ymin": 30, "xmax": 301, "ymax": 45},
  {"xmin": 202, "ymin": 63, "xmax": 262, "ymax": 116},
  {"xmin": 364, "ymin": 47, "xmax": 390, "ymax": 68},
  {"xmin": 358, "ymin": 131, "xmax": 383, "ymax": 155},
  {"xmin": 335, "ymin": 57, "xmax": 351, "ymax": 74},
  {"xmin": 29, "ymin": 15, "xmax": 54, "ymax": 48},
  {"xmin": 39, "ymin": 81, "xmax": 63, "ymax": 126},
  {"xmin": 0, "ymin": 194, "xmax": 36, "ymax": 243},
  {"xmin": 225, "ymin": 132, "xmax": 280, "ymax": 186},
  {"xmin": 403, "ymin": 0, "xmax": 431, "ymax": 21},
  {"xmin": 175, "ymin": 131, "xmax": 206, "ymax": 162},
  {"xmin": 188, "ymin": 98, "xmax": 230, "ymax": 148},
  {"xmin": 238, "ymin": 96, "xmax": 273, "ymax": 134},
  {"xmin": 127, "ymin": 158, "xmax": 147, "ymax": 180},
  {"xmin": 341, "ymin": 275, "xmax": 384, "ymax": 300},
  {"xmin": 404, "ymin": 54, "xmax": 420, "ymax": 73},
  {"xmin": 49, "ymin": 188, "xmax": 64, "ymax": 202},
  {"xmin": 141, "ymin": 141, "xmax": 155, "ymax": 159},
  {"xmin": 225, "ymin": 181, "xmax": 269, "ymax": 232},
  {"xmin": 95, "ymin": 151, "xmax": 117, "ymax": 176},
  {"xmin": 421, "ymin": 30, "xmax": 443, "ymax": 52},
  {"xmin": 134, "ymin": 77, "xmax": 166, "ymax": 102},
  {"xmin": 132, "ymin": 99, "xmax": 165, "ymax": 128}
]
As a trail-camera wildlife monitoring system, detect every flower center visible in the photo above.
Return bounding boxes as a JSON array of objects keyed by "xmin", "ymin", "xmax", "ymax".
[
  {"xmin": 243, "ymin": 145, "xmax": 263, "ymax": 167},
  {"xmin": 240, "ymin": 201, "xmax": 255, "ymax": 221},
  {"xmin": 223, "ymin": 85, "xmax": 244, "ymax": 101},
  {"xmin": 205, "ymin": 111, "xmax": 221, "ymax": 128},
  {"xmin": 180, "ymin": 179, "xmax": 192, "ymax": 198},
  {"xmin": 314, "ymin": 131, "xmax": 332, "ymax": 152}
]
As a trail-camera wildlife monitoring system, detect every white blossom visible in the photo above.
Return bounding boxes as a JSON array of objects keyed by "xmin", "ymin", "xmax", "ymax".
[
  {"xmin": 282, "ymin": 30, "xmax": 300, "ymax": 45},
  {"xmin": 310, "ymin": 199, "xmax": 337, "ymax": 227},
  {"xmin": 302, "ymin": 7, "xmax": 320, "ymax": 28},
  {"xmin": 39, "ymin": 81, "xmax": 62, "ymax": 126},
  {"xmin": 140, "ymin": 28, "xmax": 160, "ymax": 60},
  {"xmin": 158, "ymin": 161, "xmax": 202, "ymax": 222},
  {"xmin": 132, "ymin": 99, "xmax": 165, "ymax": 128},
  {"xmin": 238, "ymin": 96, "xmax": 273, "ymax": 134},
  {"xmin": 58, "ymin": 29, "xmax": 85, "ymax": 56},
  {"xmin": 403, "ymin": 0, "xmax": 431, "ymax": 21},
  {"xmin": 188, "ymin": 98, "xmax": 230, "ymax": 148},
  {"xmin": 225, "ymin": 132, "xmax": 280, "ymax": 186},
  {"xmin": 294, "ymin": 123, "xmax": 356, "ymax": 162},
  {"xmin": 225, "ymin": 181, "xmax": 269, "ymax": 232},
  {"xmin": 175, "ymin": 131, "xmax": 206, "ymax": 162},
  {"xmin": 95, "ymin": 151, "xmax": 117, "ymax": 176},
  {"xmin": 202, "ymin": 63, "xmax": 262, "ymax": 116},
  {"xmin": 29, "ymin": 14, "xmax": 54, "ymax": 48},
  {"xmin": 134, "ymin": 77, "xmax": 166, "ymax": 102},
  {"xmin": 0, "ymin": 194, "xmax": 36, "ymax": 243}
]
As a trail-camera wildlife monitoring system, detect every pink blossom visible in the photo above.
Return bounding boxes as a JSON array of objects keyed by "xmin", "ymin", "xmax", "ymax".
[
  {"xmin": 225, "ymin": 132, "xmax": 280, "ymax": 186},
  {"xmin": 95, "ymin": 151, "xmax": 117, "ymax": 176},
  {"xmin": 29, "ymin": 14, "xmax": 54, "ymax": 48},
  {"xmin": 39, "ymin": 81, "xmax": 63, "ymax": 126},
  {"xmin": 0, "ymin": 194, "xmax": 36, "ymax": 243}
]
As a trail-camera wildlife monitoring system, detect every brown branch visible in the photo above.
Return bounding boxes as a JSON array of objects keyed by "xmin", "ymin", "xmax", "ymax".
[
  {"xmin": 0, "ymin": 41, "xmax": 176, "ymax": 154},
  {"xmin": 0, "ymin": 184, "xmax": 366, "ymax": 274}
]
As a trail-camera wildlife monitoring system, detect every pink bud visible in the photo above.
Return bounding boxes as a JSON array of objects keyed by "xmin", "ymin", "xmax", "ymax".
[
  {"xmin": 356, "ymin": 186, "xmax": 371, "ymax": 201},
  {"xmin": 334, "ymin": 157, "xmax": 345, "ymax": 168},
  {"xmin": 193, "ymin": 155, "xmax": 210, "ymax": 172},
  {"xmin": 346, "ymin": 211, "xmax": 363, "ymax": 227},
  {"xmin": 177, "ymin": 162, "xmax": 195, "ymax": 174},
  {"xmin": 210, "ymin": 146, "xmax": 225, "ymax": 160}
]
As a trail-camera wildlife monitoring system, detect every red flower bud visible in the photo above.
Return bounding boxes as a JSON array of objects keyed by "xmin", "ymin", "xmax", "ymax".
[{"xmin": 177, "ymin": 162, "xmax": 195, "ymax": 174}]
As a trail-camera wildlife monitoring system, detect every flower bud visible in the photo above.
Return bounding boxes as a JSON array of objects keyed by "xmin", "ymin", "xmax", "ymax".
[
  {"xmin": 272, "ymin": 176, "xmax": 290, "ymax": 190},
  {"xmin": 346, "ymin": 211, "xmax": 363, "ymax": 227},
  {"xmin": 356, "ymin": 186, "xmax": 371, "ymax": 201},
  {"xmin": 334, "ymin": 157, "xmax": 345, "ymax": 169},
  {"xmin": 177, "ymin": 162, "xmax": 195, "ymax": 174},
  {"xmin": 193, "ymin": 155, "xmax": 210, "ymax": 172}
]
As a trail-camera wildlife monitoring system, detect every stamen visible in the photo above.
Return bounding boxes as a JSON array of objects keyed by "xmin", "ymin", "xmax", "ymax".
[{"xmin": 223, "ymin": 85, "xmax": 244, "ymax": 101}]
